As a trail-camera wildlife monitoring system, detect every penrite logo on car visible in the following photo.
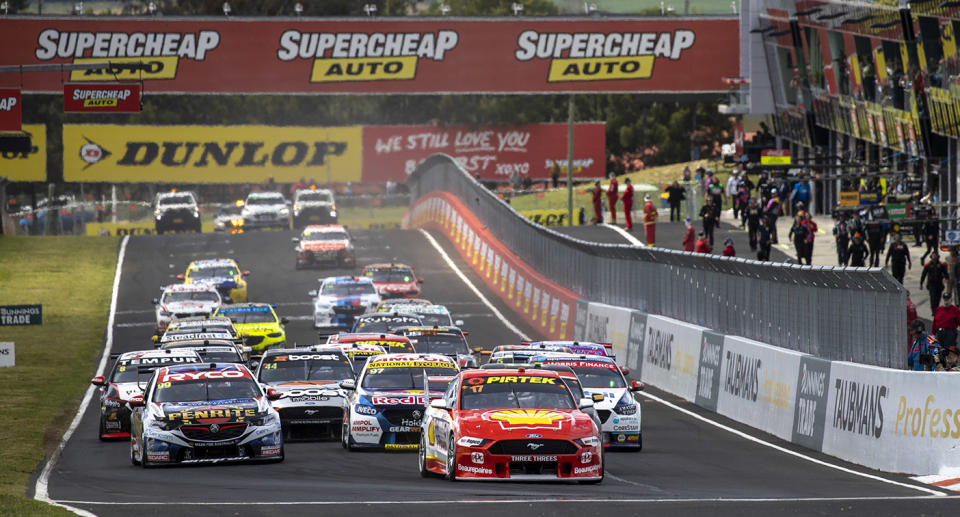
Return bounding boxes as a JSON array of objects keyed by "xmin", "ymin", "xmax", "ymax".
[
  {"xmin": 514, "ymin": 30, "xmax": 695, "ymax": 83},
  {"xmin": 277, "ymin": 30, "xmax": 459, "ymax": 83},
  {"xmin": 34, "ymin": 29, "xmax": 221, "ymax": 81}
]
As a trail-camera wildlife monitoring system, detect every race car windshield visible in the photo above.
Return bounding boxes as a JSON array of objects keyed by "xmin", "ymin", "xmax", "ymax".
[
  {"xmin": 159, "ymin": 195, "xmax": 195, "ymax": 206},
  {"xmin": 361, "ymin": 367, "xmax": 455, "ymax": 389},
  {"xmin": 569, "ymin": 366, "xmax": 626, "ymax": 389},
  {"xmin": 189, "ymin": 267, "xmax": 238, "ymax": 279},
  {"xmin": 353, "ymin": 317, "xmax": 420, "ymax": 333},
  {"xmin": 259, "ymin": 358, "xmax": 354, "ymax": 383},
  {"xmin": 410, "ymin": 333, "xmax": 469, "ymax": 356},
  {"xmin": 154, "ymin": 377, "xmax": 261, "ymax": 402},
  {"xmin": 416, "ymin": 313, "xmax": 453, "ymax": 327},
  {"xmin": 111, "ymin": 363, "xmax": 159, "ymax": 383},
  {"xmin": 460, "ymin": 379, "xmax": 575, "ymax": 410},
  {"xmin": 246, "ymin": 196, "xmax": 285, "ymax": 206},
  {"xmin": 220, "ymin": 311, "xmax": 276, "ymax": 324},
  {"xmin": 195, "ymin": 349, "xmax": 243, "ymax": 363},
  {"xmin": 298, "ymin": 192, "xmax": 332, "ymax": 202},
  {"xmin": 364, "ymin": 269, "xmax": 414, "ymax": 282},
  {"xmin": 162, "ymin": 291, "xmax": 220, "ymax": 303},
  {"xmin": 320, "ymin": 284, "xmax": 376, "ymax": 296},
  {"xmin": 302, "ymin": 231, "xmax": 347, "ymax": 241}
]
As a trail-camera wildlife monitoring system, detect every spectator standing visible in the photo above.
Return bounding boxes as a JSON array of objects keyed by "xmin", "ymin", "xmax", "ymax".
[
  {"xmin": 802, "ymin": 213, "xmax": 817, "ymax": 264},
  {"xmin": 682, "ymin": 218, "xmax": 696, "ymax": 251},
  {"xmin": 833, "ymin": 213, "xmax": 850, "ymax": 266},
  {"xmin": 726, "ymin": 171, "xmax": 742, "ymax": 220},
  {"xmin": 665, "ymin": 181, "xmax": 685, "ymax": 221},
  {"xmin": 848, "ymin": 233, "xmax": 868, "ymax": 267},
  {"xmin": 757, "ymin": 216, "xmax": 772, "ymax": 261},
  {"xmin": 722, "ymin": 238, "xmax": 736, "ymax": 257},
  {"xmin": 643, "ymin": 194, "xmax": 657, "ymax": 246},
  {"xmin": 606, "ymin": 173, "xmax": 619, "ymax": 224},
  {"xmin": 682, "ymin": 164, "xmax": 692, "ymax": 182},
  {"xmin": 621, "ymin": 178, "xmax": 634, "ymax": 230},
  {"xmin": 847, "ymin": 210, "xmax": 865, "ymax": 239},
  {"xmin": 705, "ymin": 170, "xmax": 724, "ymax": 218},
  {"xmin": 920, "ymin": 251, "xmax": 948, "ymax": 313},
  {"xmin": 935, "ymin": 344, "xmax": 960, "ymax": 371},
  {"xmin": 736, "ymin": 181, "xmax": 751, "ymax": 228},
  {"xmin": 699, "ymin": 199, "xmax": 717, "ymax": 247},
  {"xmin": 745, "ymin": 199, "xmax": 761, "ymax": 252},
  {"xmin": 920, "ymin": 218, "xmax": 939, "ymax": 263},
  {"xmin": 907, "ymin": 320, "xmax": 938, "ymax": 371},
  {"xmin": 789, "ymin": 215, "xmax": 811, "ymax": 265},
  {"xmin": 884, "ymin": 232, "xmax": 912, "ymax": 284},
  {"xmin": 790, "ymin": 179, "xmax": 811, "ymax": 214},
  {"xmin": 591, "ymin": 179, "xmax": 603, "ymax": 224},
  {"xmin": 764, "ymin": 188, "xmax": 781, "ymax": 244},
  {"xmin": 695, "ymin": 232, "xmax": 712, "ymax": 253},
  {"xmin": 933, "ymin": 293, "xmax": 960, "ymax": 349},
  {"xmin": 551, "ymin": 162, "xmax": 561, "ymax": 189}
]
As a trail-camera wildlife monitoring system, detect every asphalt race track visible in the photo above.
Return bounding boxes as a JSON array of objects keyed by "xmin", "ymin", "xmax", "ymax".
[{"xmin": 37, "ymin": 229, "xmax": 956, "ymax": 516}]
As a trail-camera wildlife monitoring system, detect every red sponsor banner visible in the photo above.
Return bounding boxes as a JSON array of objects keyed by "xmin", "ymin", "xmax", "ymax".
[
  {"xmin": 0, "ymin": 89, "xmax": 22, "ymax": 131},
  {"xmin": 362, "ymin": 123, "xmax": 605, "ymax": 181},
  {"xmin": 64, "ymin": 83, "xmax": 141, "ymax": 112},
  {"xmin": 0, "ymin": 17, "xmax": 738, "ymax": 94}
]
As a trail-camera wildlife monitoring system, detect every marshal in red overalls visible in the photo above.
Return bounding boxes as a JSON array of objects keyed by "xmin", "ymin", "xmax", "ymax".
[{"xmin": 643, "ymin": 197, "xmax": 657, "ymax": 246}]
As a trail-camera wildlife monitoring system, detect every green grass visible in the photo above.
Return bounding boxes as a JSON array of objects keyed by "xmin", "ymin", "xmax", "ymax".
[{"xmin": 0, "ymin": 236, "xmax": 119, "ymax": 516}]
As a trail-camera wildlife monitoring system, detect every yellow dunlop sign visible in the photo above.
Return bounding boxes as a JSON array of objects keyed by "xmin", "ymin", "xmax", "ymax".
[
  {"xmin": 311, "ymin": 56, "xmax": 418, "ymax": 83},
  {"xmin": 547, "ymin": 56, "xmax": 654, "ymax": 82},
  {"xmin": 62, "ymin": 124, "xmax": 363, "ymax": 183},
  {"xmin": 0, "ymin": 123, "xmax": 46, "ymax": 181}
]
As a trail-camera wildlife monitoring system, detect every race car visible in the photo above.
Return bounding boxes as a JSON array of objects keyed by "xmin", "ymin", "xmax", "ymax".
[
  {"xmin": 523, "ymin": 341, "xmax": 615, "ymax": 361},
  {"xmin": 152, "ymin": 283, "xmax": 222, "ymax": 333},
  {"xmin": 310, "ymin": 276, "xmax": 381, "ymax": 330},
  {"xmin": 479, "ymin": 363, "xmax": 603, "ymax": 430},
  {"xmin": 156, "ymin": 329, "xmax": 239, "ymax": 349},
  {"xmin": 153, "ymin": 190, "xmax": 201, "ymax": 234},
  {"xmin": 293, "ymin": 225, "xmax": 355, "ymax": 269},
  {"xmin": 391, "ymin": 326, "xmax": 482, "ymax": 369},
  {"xmin": 161, "ymin": 316, "xmax": 241, "ymax": 340},
  {"xmin": 179, "ymin": 258, "xmax": 249, "ymax": 303},
  {"xmin": 214, "ymin": 303, "xmax": 288, "ymax": 357},
  {"xmin": 241, "ymin": 191, "xmax": 290, "ymax": 230},
  {"xmin": 314, "ymin": 341, "xmax": 387, "ymax": 368},
  {"xmin": 360, "ymin": 263, "xmax": 423, "ymax": 299},
  {"xmin": 159, "ymin": 340, "xmax": 246, "ymax": 364},
  {"xmin": 91, "ymin": 349, "xmax": 201, "ymax": 440},
  {"xmin": 350, "ymin": 312, "xmax": 423, "ymax": 334},
  {"xmin": 292, "ymin": 187, "xmax": 337, "ymax": 228},
  {"xmin": 376, "ymin": 298, "xmax": 433, "ymax": 312},
  {"xmin": 531, "ymin": 355, "xmax": 643, "ymax": 450},
  {"xmin": 256, "ymin": 348, "xmax": 354, "ymax": 440},
  {"xmin": 387, "ymin": 304, "xmax": 463, "ymax": 328},
  {"xmin": 418, "ymin": 368, "xmax": 603, "ymax": 482},
  {"xmin": 340, "ymin": 353, "xmax": 459, "ymax": 451},
  {"xmin": 213, "ymin": 201, "xmax": 245, "ymax": 233},
  {"xmin": 129, "ymin": 363, "xmax": 284, "ymax": 466},
  {"xmin": 486, "ymin": 344, "xmax": 574, "ymax": 365},
  {"xmin": 325, "ymin": 332, "xmax": 416, "ymax": 354}
]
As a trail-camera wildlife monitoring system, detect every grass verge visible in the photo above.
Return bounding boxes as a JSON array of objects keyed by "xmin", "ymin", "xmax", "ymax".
[{"xmin": 0, "ymin": 235, "xmax": 119, "ymax": 516}]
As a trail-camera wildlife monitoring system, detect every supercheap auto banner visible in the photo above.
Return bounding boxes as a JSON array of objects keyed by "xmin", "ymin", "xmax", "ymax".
[
  {"xmin": 362, "ymin": 123, "xmax": 605, "ymax": 181},
  {"xmin": 1, "ymin": 17, "xmax": 738, "ymax": 94},
  {"xmin": 0, "ymin": 124, "xmax": 47, "ymax": 181},
  {"xmin": 62, "ymin": 125, "xmax": 362, "ymax": 183}
]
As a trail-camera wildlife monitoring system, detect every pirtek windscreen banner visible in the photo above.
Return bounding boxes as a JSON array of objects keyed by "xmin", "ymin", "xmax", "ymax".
[
  {"xmin": 63, "ymin": 83, "xmax": 142, "ymax": 112},
  {"xmin": 63, "ymin": 125, "xmax": 363, "ymax": 183},
  {"xmin": 0, "ymin": 17, "xmax": 739, "ymax": 94},
  {"xmin": 0, "ymin": 124, "xmax": 47, "ymax": 181}
]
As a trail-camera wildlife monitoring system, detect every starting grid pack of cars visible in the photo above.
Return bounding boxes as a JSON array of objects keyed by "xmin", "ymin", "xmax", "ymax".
[{"xmin": 92, "ymin": 225, "xmax": 644, "ymax": 481}]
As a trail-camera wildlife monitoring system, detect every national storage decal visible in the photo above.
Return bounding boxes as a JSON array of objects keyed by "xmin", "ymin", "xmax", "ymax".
[
  {"xmin": 62, "ymin": 125, "xmax": 362, "ymax": 183},
  {"xmin": 0, "ymin": 124, "xmax": 47, "ymax": 181},
  {"xmin": 0, "ymin": 18, "xmax": 738, "ymax": 94}
]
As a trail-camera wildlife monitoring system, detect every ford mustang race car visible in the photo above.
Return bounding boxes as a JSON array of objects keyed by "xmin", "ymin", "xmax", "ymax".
[
  {"xmin": 256, "ymin": 348, "xmax": 355, "ymax": 440},
  {"xmin": 152, "ymin": 283, "xmax": 222, "ymax": 333},
  {"xmin": 391, "ymin": 326, "xmax": 482, "ymax": 369},
  {"xmin": 130, "ymin": 363, "xmax": 284, "ymax": 466},
  {"xmin": 360, "ymin": 263, "xmax": 423, "ymax": 299},
  {"xmin": 341, "ymin": 353, "xmax": 459, "ymax": 451},
  {"xmin": 531, "ymin": 355, "xmax": 643, "ymax": 450},
  {"xmin": 293, "ymin": 225, "xmax": 355, "ymax": 269},
  {"xmin": 241, "ymin": 191, "xmax": 290, "ymax": 230},
  {"xmin": 351, "ymin": 313, "xmax": 423, "ymax": 334},
  {"xmin": 292, "ymin": 188, "xmax": 337, "ymax": 228},
  {"xmin": 311, "ymin": 276, "xmax": 381, "ymax": 330},
  {"xmin": 91, "ymin": 349, "xmax": 201, "ymax": 440},
  {"xmin": 326, "ymin": 333, "xmax": 416, "ymax": 354},
  {"xmin": 418, "ymin": 368, "xmax": 603, "ymax": 482},
  {"xmin": 159, "ymin": 340, "xmax": 246, "ymax": 364},
  {"xmin": 180, "ymin": 258, "xmax": 249, "ymax": 303},
  {"xmin": 214, "ymin": 303, "xmax": 287, "ymax": 357}
]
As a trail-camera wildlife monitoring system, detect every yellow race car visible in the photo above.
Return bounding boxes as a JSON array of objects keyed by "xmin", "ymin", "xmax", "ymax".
[
  {"xmin": 179, "ymin": 258, "xmax": 249, "ymax": 303},
  {"xmin": 213, "ymin": 303, "xmax": 287, "ymax": 356}
]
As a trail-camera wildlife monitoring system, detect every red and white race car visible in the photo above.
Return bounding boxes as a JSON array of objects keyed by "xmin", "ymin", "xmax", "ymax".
[
  {"xmin": 360, "ymin": 263, "xmax": 423, "ymax": 299},
  {"xmin": 293, "ymin": 225, "xmax": 355, "ymax": 269},
  {"xmin": 418, "ymin": 368, "xmax": 603, "ymax": 482}
]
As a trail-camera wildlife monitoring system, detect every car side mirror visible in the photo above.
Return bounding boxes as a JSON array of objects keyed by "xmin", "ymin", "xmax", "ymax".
[
  {"xmin": 454, "ymin": 319, "xmax": 464, "ymax": 327},
  {"xmin": 128, "ymin": 394, "xmax": 145, "ymax": 407},
  {"xmin": 578, "ymin": 397, "xmax": 594, "ymax": 409},
  {"xmin": 152, "ymin": 298, "xmax": 159, "ymax": 305},
  {"xmin": 620, "ymin": 366, "xmax": 631, "ymax": 376},
  {"xmin": 266, "ymin": 388, "xmax": 282, "ymax": 401},
  {"xmin": 630, "ymin": 380, "xmax": 645, "ymax": 392},
  {"xmin": 176, "ymin": 273, "xmax": 185, "ymax": 280},
  {"xmin": 242, "ymin": 270, "xmax": 251, "ymax": 276},
  {"xmin": 280, "ymin": 317, "xmax": 289, "ymax": 325},
  {"xmin": 591, "ymin": 393, "xmax": 605, "ymax": 403},
  {"xmin": 417, "ymin": 277, "xmax": 424, "ymax": 284},
  {"xmin": 430, "ymin": 399, "xmax": 450, "ymax": 410},
  {"xmin": 339, "ymin": 379, "xmax": 356, "ymax": 390},
  {"xmin": 91, "ymin": 376, "xmax": 106, "ymax": 386},
  {"xmin": 308, "ymin": 289, "xmax": 318, "ymax": 297}
]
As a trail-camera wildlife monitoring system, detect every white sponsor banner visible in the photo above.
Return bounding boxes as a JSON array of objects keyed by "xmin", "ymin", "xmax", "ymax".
[
  {"xmin": 0, "ymin": 342, "xmax": 13, "ymax": 367},
  {"xmin": 821, "ymin": 361, "xmax": 960, "ymax": 475},
  {"xmin": 640, "ymin": 315, "xmax": 703, "ymax": 402},
  {"xmin": 716, "ymin": 336, "xmax": 802, "ymax": 441},
  {"xmin": 580, "ymin": 301, "xmax": 632, "ymax": 365}
]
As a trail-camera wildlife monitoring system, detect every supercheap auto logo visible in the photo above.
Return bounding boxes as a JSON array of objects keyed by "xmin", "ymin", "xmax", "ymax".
[
  {"xmin": 514, "ymin": 30, "xmax": 695, "ymax": 82},
  {"xmin": 34, "ymin": 29, "xmax": 221, "ymax": 81},
  {"xmin": 277, "ymin": 30, "xmax": 459, "ymax": 83}
]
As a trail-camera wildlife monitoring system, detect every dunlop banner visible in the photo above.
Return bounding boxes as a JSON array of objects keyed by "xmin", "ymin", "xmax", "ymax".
[
  {"xmin": 0, "ymin": 124, "xmax": 47, "ymax": 181},
  {"xmin": 62, "ymin": 125, "xmax": 362, "ymax": 183},
  {"xmin": 1, "ymin": 17, "xmax": 739, "ymax": 94}
]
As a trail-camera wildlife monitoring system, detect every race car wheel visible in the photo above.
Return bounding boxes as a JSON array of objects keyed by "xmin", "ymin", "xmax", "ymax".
[
  {"xmin": 130, "ymin": 442, "xmax": 140, "ymax": 466},
  {"xmin": 341, "ymin": 420, "xmax": 354, "ymax": 451},
  {"xmin": 270, "ymin": 446, "xmax": 285, "ymax": 463},
  {"xmin": 418, "ymin": 435, "xmax": 431, "ymax": 478},
  {"xmin": 632, "ymin": 433, "xmax": 642, "ymax": 452},
  {"xmin": 444, "ymin": 434, "xmax": 458, "ymax": 481},
  {"xmin": 98, "ymin": 419, "xmax": 108, "ymax": 442}
]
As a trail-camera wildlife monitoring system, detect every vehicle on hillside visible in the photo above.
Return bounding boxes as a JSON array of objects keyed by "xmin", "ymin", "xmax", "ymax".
[
  {"xmin": 153, "ymin": 191, "xmax": 201, "ymax": 234},
  {"xmin": 293, "ymin": 225, "xmax": 355, "ymax": 269},
  {"xmin": 292, "ymin": 188, "xmax": 337, "ymax": 228}
]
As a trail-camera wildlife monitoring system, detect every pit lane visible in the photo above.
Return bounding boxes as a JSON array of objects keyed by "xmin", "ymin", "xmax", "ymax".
[{"xmin": 38, "ymin": 229, "xmax": 951, "ymax": 516}]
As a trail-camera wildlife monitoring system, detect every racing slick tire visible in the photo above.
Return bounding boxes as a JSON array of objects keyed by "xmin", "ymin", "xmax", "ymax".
[
  {"xmin": 418, "ymin": 435, "xmax": 433, "ymax": 478},
  {"xmin": 269, "ymin": 446, "xmax": 285, "ymax": 463},
  {"xmin": 341, "ymin": 419, "xmax": 356, "ymax": 451},
  {"xmin": 98, "ymin": 420, "xmax": 108, "ymax": 442},
  {"xmin": 130, "ymin": 443, "xmax": 140, "ymax": 467},
  {"xmin": 445, "ymin": 434, "xmax": 458, "ymax": 481},
  {"xmin": 632, "ymin": 433, "xmax": 642, "ymax": 452}
]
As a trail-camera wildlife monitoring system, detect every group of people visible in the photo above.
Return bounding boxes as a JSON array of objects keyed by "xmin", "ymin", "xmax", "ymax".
[
  {"xmin": 909, "ymin": 296, "xmax": 960, "ymax": 372},
  {"xmin": 590, "ymin": 174, "xmax": 658, "ymax": 246}
]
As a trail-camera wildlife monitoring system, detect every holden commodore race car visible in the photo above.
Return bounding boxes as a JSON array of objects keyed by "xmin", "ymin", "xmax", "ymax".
[
  {"xmin": 241, "ymin": 191, "xmax": 290, "ymax": 230},
  {"xmin": 293, "ymin": 225, "xmax": 355, "ymax": 269},
  {"xmin": 326, "ymin": 333, "xmax": 416, "ymax": 354},
  {"xmin": 351, "ymin": 313, "xmax": 423, "ymax": 334},
  {"xmin": 340, "ymin": 353, "xmax": 459, "ymax": 451},
  {"xmin": 292, "ymin": 187, "xmax": 337, "ymax": 228},
  {"xmin": 130, "ymin": 363, "xmax": 284, "ymax": 466},
  {"xmin": 91, "ymin": 349, "xmax": 201, "ymax": 440},
  {"xmin": 360, "ymin": 263, "xmax": 423, "ymax": 299},
  {"xmin": 314, "ymin": 341, "xmax": 386, "ymax": 369},
  {"xmin": 157, "ymin": 316, "xmax": 241, "ymax": 344},
  {"xmin": 531, "ymin": 355, "xmax": 643, "ymax": 450},
  {"xmin": 256, "ymin": 348, "xmax": 355, "ymax": 440},
  {"xmin": 214, "ymin": 303, "xmax": 287, "ymax": 357},
  {"xmin": 311, "ymin": 276, "xmax": 381, "ymax": 330},
  {"xmin": 418, "ymin": 368, "xmax": 603, "ymax": 482},
  {"xmin": 152, "ymin": 283, "xmax": 222, "ymax": 334},
  {"xmin": 391, "ymin": 326, "xmax": 482, "ymax": 369},
  {"xmin": 159, "ymin": 340, "xmax": 246, "ymax": 364},
  {"xmin": 179, "ymin": 258, "xmax": 249, "ymax": 303}
]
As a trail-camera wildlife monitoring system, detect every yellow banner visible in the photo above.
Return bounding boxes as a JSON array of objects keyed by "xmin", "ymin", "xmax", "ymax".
[
  {"xmin": 874, "ymin": 47, "xmax": 887, "ymax": 84},
  {"xmin": 943, "ymin": 22, "xmax": 958, "ymax": 59},
  {"xmin": 0, "ymin": 124, "xmax": 46, "ymax": 181},
  {"xmin": 839, "ymin": 191, "xmax": 860, "ymax": 207},
  {"xmin": 547, "ymin": 56, "xmax": 654, "ymax": 82},
  {"xmin": 63, "ymin": 125, "xmax": 363, "ymax": 183},
  {"xmin": 520, "ymin": 208, "xmax": 582, "ymax": 227}
]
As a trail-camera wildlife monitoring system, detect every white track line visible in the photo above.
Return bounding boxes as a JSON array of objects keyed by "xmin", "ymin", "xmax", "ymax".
[
  {"xmin": 638, "ymin": 391, "xmax": 946, "ymax": 497},
  {"xmin": 418, "ymin": 229, "xmax": 529, "ymax": 341},
  {"xmin": 602, "ymin": 223, "xmax": 646, "ymax": 247},
  {"xmin": 35, "ymin": 235, "xmax": 130, "ymax": 517}
]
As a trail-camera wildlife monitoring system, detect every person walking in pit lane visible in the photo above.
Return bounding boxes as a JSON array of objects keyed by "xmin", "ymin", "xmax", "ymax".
[
  {"xmin": 921, "ymin": 251, "xmax": 949, "ymax": 313},
  {"xmin": 705, "ymin": 170, "xmax": 724, "ymax": 219},
  {"xmin": 802, "ymin": 212, "xmax": 817, "ymax": 265},
  {"xmin": 726, "ymin": 170, "xmax": 742, "ymax": 220},
  {"xmin": 591, "ymin": 179, "xmax": 603, "ymax": 224},
  {"xmin": 756, "ymin": 216, "xmax": 772, "ymax": 261},
  {"xmin": 699, "ymin": 198, "xmax": 717, "ymax": 247},
  {"xmin": 833, "ymin": 212, "xmax": 850, "ymax": 266},
  {"xmin": 643, "ymin": 194, "xmax": 657, "ymax": 246},
  {"xmin": 884, "ymin": 232, "xmax": 912, "ymax": 284},
  {"xmin": 745, "ymin": 199, "xmax": 761, "ymax": 252},
  {"xmin": 789, "ymin": 215, "xmax": 811, "ymax": 265},
  {"xmin": 682, "ymin": 217, "xmax": 696, "ymax": 251},
  {"xmin": 921, "ymin": 218, "xmax": 940, "ymax": 264},
  {"xmin": 848, "ymin": 232, "xmax": 868, "ymax": 267},
  {"xmin": 764, "ymin": 188, "xmax": 781, "ymax": 244},
  {"xmin": 665, "ymin": 181, "xmax": 685, "ymax": 222},
  {"xmin": 865, "ymin": 220, "xmax": 887, "ymax": 268},
  {"xmin": 621, "ymin": 177, "xmax": 634, "ymax": 231},
  {"xmin": 606, "ymin": 173, "xmax": 619, "ymax": 224}
]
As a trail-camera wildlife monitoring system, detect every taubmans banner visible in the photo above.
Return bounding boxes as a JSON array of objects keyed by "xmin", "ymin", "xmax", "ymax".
[
  {"xmin": 61, "ymin": 123, "xmax": 604, "ymax": 183},
  {"xmin": 1, "ymin": 17, "xmax": 739, "ymax": 94},
  {"xmin": 0, "ymin": 124, "xmax": 47, "ymax": 181}
]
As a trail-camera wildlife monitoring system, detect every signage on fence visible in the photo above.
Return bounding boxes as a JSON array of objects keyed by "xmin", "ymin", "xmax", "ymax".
[
  {"xmin": 886, "ymin": 203, "xmax": 908, "ymax": 220},
  {"xmin": 0, "ymin": 88, "xmax": 22, "ymax": 131},
  {"xmin": 64, "ymin": 83, "xmax": 142, "ymax": 113},
  {"xmin": 944, "ymin": 230, "xmax": 960, "ymax": 245},
  {"xmin": 694, "ymin": 331, "xmax": 724, "ymax": 412},
  {"xmin": 838, "ymin": 191, "xmax": 860, "ymax": 207},
  {"xmin": 520, "ymin": 208, "xmax": 583, "ymax": 227},
  {"xmin": 859, "ymin": 190, "xmax": 882, "ymax": 205},
  {"xmin": 760, "ymin": 149, "xmax": 790, "ymax": 165},
  {"xmin": 0, "ymin": 124, "xmax": 47, "ymax": 181},
  {"xmin": 1, "ymin": 17, "xmax": 739, "ymax": 94},
  {"xmin": 0, "ymin": 342, "xmax": 13, "ymax": 367},
  {"xmin": 791, "ymin": 356, "xmax": 831, "ymax": 452},
  {"xmin": 0, "ymin": 304, "xmax": 42, "ymax": 326}
]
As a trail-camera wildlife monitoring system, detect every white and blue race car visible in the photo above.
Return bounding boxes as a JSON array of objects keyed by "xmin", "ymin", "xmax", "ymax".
[{"xmin": 311, "ymin": 276, "xmax": 381, "ymax": 330}]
